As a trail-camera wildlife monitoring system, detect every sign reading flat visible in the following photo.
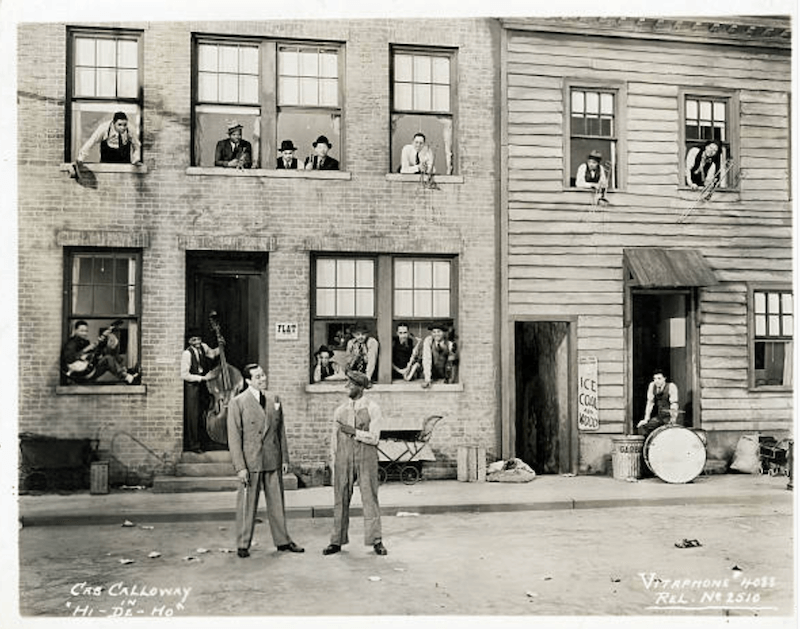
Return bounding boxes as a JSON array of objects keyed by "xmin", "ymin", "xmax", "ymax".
[
  {"xmin": 275, "ymin": 322, "xmax": 298, "ymax": 340},
  {"xmin": 578, "ymin": 356, "xmax": 599, "ymax": 431}
]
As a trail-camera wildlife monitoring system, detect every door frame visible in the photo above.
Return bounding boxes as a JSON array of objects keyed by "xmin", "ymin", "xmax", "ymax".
[
  {"xmin": 624, "ymin": 286, "xmax": 700, "ymax": 434},
  {"xmin": 185, "ymin": 251, "xmax": 269, "ymax": 373},
  {"xmin": 504, "ymin": 315, "xmax": 579, "ymax": 474}
]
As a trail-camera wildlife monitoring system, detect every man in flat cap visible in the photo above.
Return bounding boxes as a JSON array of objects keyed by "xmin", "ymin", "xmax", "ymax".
[
  {"xmin": 215, "ymin": 121, "xmax": 252, "ymax": 169},
  {"xmin": 323, "ymin": 370, "xmax": 387, "ymax": 556},
  {"xmin": 304, "ymin": 135, "xmax": 339, "ymax": 171},
  {"xmin": 420, "ymin": 322, "xmax": 458, "ymax": 388},
  {"xmin": 345, "ymin": 322, "xmax": 379, "ymax": 381}
]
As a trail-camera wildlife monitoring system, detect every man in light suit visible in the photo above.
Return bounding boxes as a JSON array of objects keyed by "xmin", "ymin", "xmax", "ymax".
[{"xmin": 228, "ymin": 363, "xmax": 304, "ymax": 558}]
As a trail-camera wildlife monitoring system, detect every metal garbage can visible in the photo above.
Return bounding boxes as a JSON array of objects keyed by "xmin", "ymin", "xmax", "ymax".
[{"xmin": 611, "ymin": 436, "xmax": 645, "ymax": 481}]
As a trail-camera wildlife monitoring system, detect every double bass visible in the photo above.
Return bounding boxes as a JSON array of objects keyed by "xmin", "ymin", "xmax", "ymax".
[{"xmin": 204, "ymin": 311, "xmax": 244, "ymax": 445}]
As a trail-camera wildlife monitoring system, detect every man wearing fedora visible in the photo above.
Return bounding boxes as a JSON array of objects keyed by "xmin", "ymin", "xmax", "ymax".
[
  {"xmin": 276, "ymin": 139, "xmax": 299, "ymax": 169},
  {"xmin": 323, "ymin": 370, "xmax": 387, "ymax": 557},
  {"xmin": 420, "ymin": 322, "xmax": 458, "ymax": 388},
  {"xmin": 304, "ymin": 135, "xmax": 339, "ymax": 171},
  {"xmin": 575, "ymin": 149, "xmax": 608, "ymax": 191},
  {"xmin": 345, "ymin": 323, "xmax": 379, "ymax": 381},
  {"xmin": 215, "ymin": 121, "xmax": 252, "ymax": 169}
]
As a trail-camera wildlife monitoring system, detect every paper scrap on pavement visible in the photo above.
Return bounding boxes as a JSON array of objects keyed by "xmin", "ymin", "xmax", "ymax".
[
  {"xmin": 148, "ymin": 551, "xmax": 161, "ymax": 559},
  {"xmin": 121, "ymin": 520, "xmax": 135, "ymax": 527},
  {"xmin": 140, "ymin": 525, "xmax": 154, "ymax": 530},
  {"xmin": 526, "ymin": 591, "xmax": 538, "ymax": 598},
  {"xmin": 119, "ymin": 558, "xmax": 135, "ymax": 565},
  {"xmin": 218, "ymin": 526, "xmax": 228, "ymax": 531},
  {"xmin": 196, "ymin": 548, "xmax": 210, "ymax": 554},
  {"xmin": 183, "ymin": 556, "xmax": 198, "ymax": 562},
  {"xmin": 396, "ymin": 511, "xmax": 420, "ymax": 517},
  {"xmin": 393, "ymin": 567, "xmax": 405, "ymax": 572},
  {"xmin": 218, "ymin": 548, "xmax": 235, "ymax": 553},
  {"xmin": 368, "ymin": 576, "xmax": 381, "ymax": 582}
]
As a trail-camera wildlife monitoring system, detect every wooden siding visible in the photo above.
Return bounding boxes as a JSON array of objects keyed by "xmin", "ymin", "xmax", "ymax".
[{"xmin": 503, "ymin": 29, "xmax": 792, "ymax": 436}]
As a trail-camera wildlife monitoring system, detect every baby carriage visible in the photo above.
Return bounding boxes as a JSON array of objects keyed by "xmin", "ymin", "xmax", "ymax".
[{"xmin": 377, "ymin": 415, "xmax": 443, "ymax": 485}]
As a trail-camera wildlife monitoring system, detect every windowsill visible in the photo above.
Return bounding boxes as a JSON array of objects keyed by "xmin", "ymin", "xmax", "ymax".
[
  {"xmin": 678, "ymin": 186, "xmax": 740, "ymax": 195},
  {"xmin": 60, "ymin": 163, "xmax": 148, "ymax": 174},
  {"xmin": 306, "ymin": 382, "xmax": 463, "ymax": 393},
  {"xmin": 186, "ymin": 167, "xmax": 351, "ymax": 180},
  {"xmin": 56, "ymin": 385, "xmax": 147, "ymax": 395},
  {"xmin": 386, "ymin": 174, "xmax": 464, "ymax": 184},
  {"xmin": 748, "ymin": 386, "xmax": 793, "ymax": 394}
]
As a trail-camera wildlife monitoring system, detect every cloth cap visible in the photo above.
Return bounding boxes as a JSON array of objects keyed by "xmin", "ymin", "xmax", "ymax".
[
  {"xmin": 345, "ymin": 369, "xmax": 372, "ymax": 389},
  {"xmin": 587, "ymin": 150, "xmax": 603, "ymax": 162},
  {"xmin": 227, "ymin": 121, "xmax": 243, "ymax": 133}
]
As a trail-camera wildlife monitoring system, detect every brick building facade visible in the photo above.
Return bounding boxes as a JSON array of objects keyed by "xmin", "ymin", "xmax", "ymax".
[{"xmin": 17, "ymin": 19, "xmax": 501, "ymax": 484}]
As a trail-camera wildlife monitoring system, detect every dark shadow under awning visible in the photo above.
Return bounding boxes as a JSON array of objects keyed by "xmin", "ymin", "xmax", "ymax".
[{"xmin": 624, "ymin": 248, "xmax": 718, "ymax": 288}]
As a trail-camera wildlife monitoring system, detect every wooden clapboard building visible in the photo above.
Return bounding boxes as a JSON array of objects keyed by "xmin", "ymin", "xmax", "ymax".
[{"xmin": 498, "ymin": 17, "xmax": 793, "ymax": 474}]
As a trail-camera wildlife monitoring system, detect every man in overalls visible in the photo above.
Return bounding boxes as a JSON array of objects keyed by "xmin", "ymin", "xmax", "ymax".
[
  {"xmin": 323, "ymin": 370, "xmax": 387, "ymax": 556},
  {"xmin": 637, "ymin": 368, "xmax": 680, "ymax": 439}
]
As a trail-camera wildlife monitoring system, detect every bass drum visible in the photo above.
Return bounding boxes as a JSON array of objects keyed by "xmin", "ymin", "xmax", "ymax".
[{"xmin": 644, "ymin": 425, "xmax": 707, "ymax": 484}]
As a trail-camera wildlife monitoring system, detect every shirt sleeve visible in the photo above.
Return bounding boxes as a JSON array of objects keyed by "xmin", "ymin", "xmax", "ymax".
[
  {"xmin": 355, "ymin": 400, "xmax": 381, "ymax": 446},
  {"xmin": 128, "ymin": 122, "xmax": 141, "ymax": 164},
  {"xmin": 668, "ymin": 383, "xmax": 679, "ymax": 406},
  {"xmin": 645, "ymin": 381, "xmax": 655, "ymax": 403},
  {"xmin": 422, "ymin": 336, "xmax": 433, "ymax": 381},
  {"xmin": 399, "ymin": 145, "xmax": 419, "ymax": 174},
  {"xmin": 685, "ymin": 147, "xmax": 699, "ymax": 185},
  {"xmin": 366, "ymin": 337, "xmax": 379, "ymax": 380},
  {"xmin": 575, "ymin": 163, "xmax": 590, "ymax": 188},
  {"xmin": 202, "ymin": 342, "xmax": 220, "ymax": 359},
  {"xmin": 77, "ymin": 121, "xmax": 109, "ymax": 162},
  {"xmin": 180, "ymin": 349, "xmax": 203, "ymax": 382}
]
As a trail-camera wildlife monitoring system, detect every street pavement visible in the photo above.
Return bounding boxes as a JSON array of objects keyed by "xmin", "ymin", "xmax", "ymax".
[{"xmin": 15, "ymin": 500, "xmax": 795, "ymax": 619}]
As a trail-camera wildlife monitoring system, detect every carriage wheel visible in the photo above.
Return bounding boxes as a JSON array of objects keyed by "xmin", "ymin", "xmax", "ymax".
[
  {"xmin": 378, "ymin": 466, "xmax": 387, "ymax": 485},
  {"xmin": 401, "ymin": 465, "xmax": 420, "ymax": 485}
]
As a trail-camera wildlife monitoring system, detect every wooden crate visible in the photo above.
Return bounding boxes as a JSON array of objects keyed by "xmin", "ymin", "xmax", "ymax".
[{"xmin": 457, "ymin": 445, "xmax": 486, "ymax": 482}]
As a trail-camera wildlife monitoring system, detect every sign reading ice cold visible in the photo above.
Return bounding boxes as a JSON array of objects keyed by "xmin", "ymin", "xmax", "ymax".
[
  {"xmin": 275, "ymin": 322, "xmax": 298, "ymax": 340},
  {"xmin": 578, "ymin": 356, "xmax": 599, "ymax": 431}
]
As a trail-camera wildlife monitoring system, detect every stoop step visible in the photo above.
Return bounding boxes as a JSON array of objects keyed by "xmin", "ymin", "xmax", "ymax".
[{"xmin": 152, "ymin": 473, "xmax": 299, "ymax": 493}]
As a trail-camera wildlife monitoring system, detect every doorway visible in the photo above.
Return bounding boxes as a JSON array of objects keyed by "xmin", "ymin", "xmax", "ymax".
[
  {"xmin": 514, "ymin": 321, "xmax": 573, "ymax": 474},
  {"xmin": 631, "ymin": 291, "xmax": 696, "ymax": 429},
  {"xmin": 185, "ymin": 252, "xmax": 268, "ymax": 450}
]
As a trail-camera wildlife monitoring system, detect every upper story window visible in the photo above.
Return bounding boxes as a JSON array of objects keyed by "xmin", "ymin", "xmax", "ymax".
[
  {"xmin": 683, "ymin": 95, "xmax": 735, "ymax": 190},
  {"xmin": 67, "ymin": 28, "xmax": 143, "ymax": 164},
  {"xmin": 61, "ymin": 249, "xmax": 142, "ymax": 386},
  {"xmin": 390, "ymin": 47, "xmax": 456, "ymax": 175},
  {"xmin": 193, "ymin": 36, "xmax": 343, "ymax": 170},
  {"xmin": 751, "ymin": 288, "xmax": 793, "ymax": 389},
  {"xmin": 568, "ymin": 87, "xmax": 617, "ymax": 190}
]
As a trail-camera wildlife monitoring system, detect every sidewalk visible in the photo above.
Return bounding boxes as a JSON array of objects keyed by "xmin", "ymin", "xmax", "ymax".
[{"xmin": 18, "ymin": 472, "xmax": 793, "ymax": 526}]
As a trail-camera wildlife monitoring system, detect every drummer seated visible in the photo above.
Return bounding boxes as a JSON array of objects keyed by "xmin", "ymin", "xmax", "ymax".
[{"xmin": 637, "ymin": 368, "xmax": 679, "ymax": 439}]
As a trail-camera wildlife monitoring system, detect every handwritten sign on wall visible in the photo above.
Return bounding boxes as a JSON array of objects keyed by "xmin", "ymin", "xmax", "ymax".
[{"xmin": 578, "ymin": 356, "xmax": 599, "ymax": 431}]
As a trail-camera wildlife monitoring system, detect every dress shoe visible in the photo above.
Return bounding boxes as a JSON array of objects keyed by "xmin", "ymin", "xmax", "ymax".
[
  {"xmin": 277, "ymin": 542, "xmax": 305, "ymax": 553},
  {"xmin": 237, "ymin": 548, "xmax": 250, "ymax": 558},
  {"xmin": 322, "ymin": 544, "xmax": 341, "ymax": 556},
  {"xmin": 373, "ymin": 541, "xmax": 388, "ymax": 556}
]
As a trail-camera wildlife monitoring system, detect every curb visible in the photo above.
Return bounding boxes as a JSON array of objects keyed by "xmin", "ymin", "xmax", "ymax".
[{"xmin": 18, "ymin": 491, "xmax": 789, "ymax": 527}]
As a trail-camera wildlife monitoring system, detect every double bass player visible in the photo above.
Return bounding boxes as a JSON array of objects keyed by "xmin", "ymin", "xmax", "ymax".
[{"xmin": 181, "ymin": 328, "xmax": 221, "ymax": 453}]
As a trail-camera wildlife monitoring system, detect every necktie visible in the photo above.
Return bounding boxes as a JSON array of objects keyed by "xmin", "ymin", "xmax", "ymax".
[
  {"xmin": 415, "ymin": 152, "xmax": 420, "ymax": 165},
  {"xmin": 259, "ymin": 392, "xmax": 266, "ymax": 409}
]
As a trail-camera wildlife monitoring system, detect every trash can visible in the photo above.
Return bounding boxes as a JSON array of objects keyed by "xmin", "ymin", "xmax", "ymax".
[
  {"xmin": 90, "ymin": 461, "xmax": 109, "ymax": 495},
  {"xmin": 457, "ymin": 445, "xmax": 486, "ymax": 482},
  {"xmin": 611, "ymin": 436, "xmax": 645, "ymax": 481}
]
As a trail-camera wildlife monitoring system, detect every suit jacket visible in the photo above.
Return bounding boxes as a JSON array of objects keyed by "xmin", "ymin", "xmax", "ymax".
[
  {"xmin": 227, "ymin": 388, "xmax": 288, "ymax": 473},
  {"xmin": 304, "ymin": 155, "xmax": 340, "ymax": 171},
  {"xmin": 215, "ymin": 139, "xmax": 253, "ymax": 168},
  {"xmin": 276, "ymin": 157, "xmax": 298, "ymax": 169}
]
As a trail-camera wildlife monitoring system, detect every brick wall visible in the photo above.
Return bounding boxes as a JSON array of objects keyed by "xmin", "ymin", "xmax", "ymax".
[{"xmin": 17, "ymin": 19, "xmax": 501, "ymax": 483}]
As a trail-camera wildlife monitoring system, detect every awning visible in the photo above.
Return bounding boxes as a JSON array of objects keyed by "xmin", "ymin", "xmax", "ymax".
[{"xmin": 624, "ymin": 248, "xmax": 718, "ymax": 288}]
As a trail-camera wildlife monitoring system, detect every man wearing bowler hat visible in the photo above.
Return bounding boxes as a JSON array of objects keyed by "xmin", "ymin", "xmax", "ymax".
[
  {"xmin": 323, "ymin": 369, "xmax": 387, "ymax": 556},
  {"xmin": 304, "ymin": 135, "xmax": 340, "ymax": 171},
  {"xmin": 215, "ymin": 121, "xmax": 252, "ymax": 169},
  {"xmin": 276, "ymin": 139, "xmax": 299, "ymax": 169}
]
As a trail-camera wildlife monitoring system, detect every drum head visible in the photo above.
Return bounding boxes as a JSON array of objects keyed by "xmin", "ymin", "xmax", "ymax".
[{"xmin": 644, "ymin": 425, "xmax": 707, "ymax": 484}]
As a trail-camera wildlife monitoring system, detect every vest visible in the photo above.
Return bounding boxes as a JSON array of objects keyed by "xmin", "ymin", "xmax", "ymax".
[
  {"xmin": 430, "ymin": 339, "xmax": 449, "ymax": 376},
  {"xmin": 690, "ymin": 148, "xmax": 717, "ymax": 186},
  {"xmin": 584, "ymin": 163, "xmax": 602, "ymax": 183},
  {"xmin": 100, "ymin": 123, "xmax": 132, "ymax": 164},
  {"xmin": 652, "ymin": 385, "xmax": 671, "ymax": 419},
  {"xmin": 189, "ymin": 347, "xmax": 211, "ymax": 376}
]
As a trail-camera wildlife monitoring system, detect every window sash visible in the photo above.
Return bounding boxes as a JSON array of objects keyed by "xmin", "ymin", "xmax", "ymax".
[
  {"xmin": 392, "ymin": 51, "xmax": 452, "ymax": 114},
  {"xmin": 73, "ymin": 34, "xmax": 140, "ymax": 100}
]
